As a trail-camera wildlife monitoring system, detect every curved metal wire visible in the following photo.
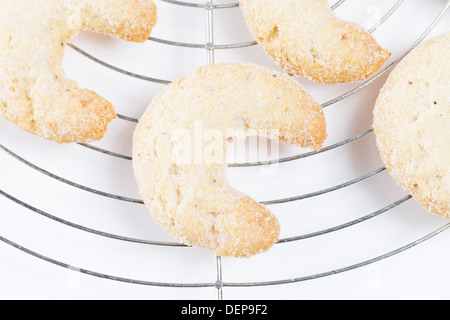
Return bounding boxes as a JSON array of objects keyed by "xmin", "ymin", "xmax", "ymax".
[
  {"xmin": 0, "ymin": 234, "xmax": 213, "ymax": 288},
  {"xmin": 0, "ymin": 188, "xmax": 413, "ymax": 248},
  {"xmin": 0, "ymin": 188, "xmax": 411, "ymax": 249},
  {"xmin": 260, "ymin": 167, "xmax": 386, "ymax": 206},
  {"xmin": 78, "ymin": 127, "xmax": 374, "ymax": 165},
  {"xmin": 225, "ymin": 222, "xmax": 450, "ymax": 288},
  {"xmin": 159, "ymin": 0, "xmax": 239, "ymax": 9},
  {"xmin": 368, "ymin": 0, "xmax": 404, "ymax": 33},
  {"xmin": 0, "ymin": 219, "xmax": 447, "ymax": 288},
  {"xmin": 0, "ymin": 144, "xmax": 144, "ymax": 205},
  {"xmin": 230, "ymin": 128, "xmax": 374, "ymax": 167},
  {"xmin": 148, "ymin": 36, "xmax": 257, "ymax": 49},
  {"xmin": 0, "ymin": 143, "xmax": 388, "ymax": 207},
  {"xmin": 0, "ymin": 190, "xmax": 183, "ymax": 247},
  {"xmin": 67, "ymin": 44, "xmax": 171, "ymax": 85},
  {"xmin": 277, "ymin": 195, "xmax": 412, "ymax": 244}
]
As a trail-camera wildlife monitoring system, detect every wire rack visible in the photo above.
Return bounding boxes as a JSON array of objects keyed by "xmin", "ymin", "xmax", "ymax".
[{"xmin": 0, "ymin": 0, "xmax": 449, "ymax": 300}]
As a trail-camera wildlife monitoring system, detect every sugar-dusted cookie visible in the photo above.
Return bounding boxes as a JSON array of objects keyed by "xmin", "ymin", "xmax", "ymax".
[
  {"xmin": 133, "ymin": 63, "xmax": 327, "ymax": 257},
  {"xmin": 240, "ymin": 0, "xmax": 391, "ymax": 83},
  {"xmin": 374, "ymin": 32, "xmax": 450, "ymax": 217},
  {"xmin": 0, "ymin": 0, "xmax": 157, "ymax": 143}
]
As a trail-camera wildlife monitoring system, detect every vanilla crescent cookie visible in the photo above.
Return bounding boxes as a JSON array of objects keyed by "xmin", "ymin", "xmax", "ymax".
[
  {"xmin": 133, "ymin": 63, "xmax": 327, "ymax": 257},
  {"xmin": 0, "ymin": 0, "xmax": 157, "ymax": 143},
  {"xmin": 374, "ymin": 32, "xmax": 450, "ymax": 217},
  {"xmin": 240, "ymin": 0, "xmax": 391, "ymax": 83}
]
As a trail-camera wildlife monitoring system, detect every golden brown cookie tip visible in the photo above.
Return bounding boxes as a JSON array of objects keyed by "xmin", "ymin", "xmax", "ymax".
[
  {"xmin": 240, "ymin": 0, "xmax": 391, "ymax": 84},
  {"xmin": 132, "ymin": 63, "xmax": 327, "ymax": 257},
  {"xmin": 0, "ymin": 0, "xmax": 157, "ymax": 143}
]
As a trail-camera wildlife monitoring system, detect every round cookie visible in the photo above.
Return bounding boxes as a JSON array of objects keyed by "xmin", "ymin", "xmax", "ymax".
[
  {"xmin": 240, "ymin": 0, "xmax": 391, "ymax": 84},
  {"xmin": 374, "ymin": 32, "xmax": 450, "ymax": 217},
  {"xmin": 0, "ymin": 0, "xmax": 157, "ymax": 143},
  {"xmin": 133, "ymin": 63, "xmax": 327, "ymax": 258}
]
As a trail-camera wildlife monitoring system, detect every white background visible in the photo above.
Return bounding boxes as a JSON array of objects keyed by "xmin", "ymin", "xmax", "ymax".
[{"xmin": 0, "ymin": 0, "xmax": 449, "ymax": 300}]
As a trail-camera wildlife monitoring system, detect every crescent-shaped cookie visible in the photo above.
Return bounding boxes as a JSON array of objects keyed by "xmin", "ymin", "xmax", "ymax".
[
  {"xmin": 240, "ymin": 0, "xmax": 391, "ymax": 83},
  {"xmin": 133, "ymin": 63, "xmax": 327, "ymax": 257},
  {"xmin": 0, "ymin": 0, "xmax": 157, "ymax": 143},
  {"xmin": 374, "ymin": 32, "xmax": 450, "ymax": 217}
]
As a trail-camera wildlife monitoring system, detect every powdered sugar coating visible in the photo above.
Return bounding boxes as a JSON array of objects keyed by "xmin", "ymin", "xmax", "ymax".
[
  {"xmin": 133, "ymin": 63, "xmax": 327, "ymax": 257},
  {"xmin": 240, "ymin": 0, "xmax": 391, "ymax": 83},
  {"xmin": 374, "ymin": 32, "xmax": 450, "ymax": 217},
  {"xmin": 0, "ymin": 0, "xmax": 157, "ymax": 143}
]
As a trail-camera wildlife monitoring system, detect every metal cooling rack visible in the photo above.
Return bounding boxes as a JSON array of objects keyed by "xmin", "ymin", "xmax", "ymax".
[{"xmin": 1, "ymin": 0, "xmax": 450, "ymax": 300}]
